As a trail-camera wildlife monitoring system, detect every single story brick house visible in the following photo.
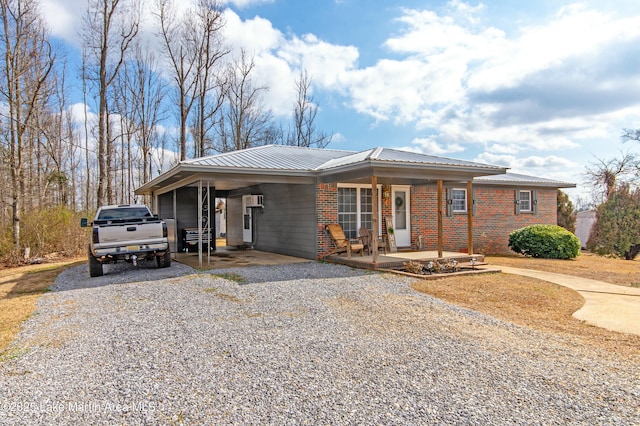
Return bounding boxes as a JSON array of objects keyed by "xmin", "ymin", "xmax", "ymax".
[{"xmin": 135, "ymin": 145, "xmax": 575, "ymax": 261}]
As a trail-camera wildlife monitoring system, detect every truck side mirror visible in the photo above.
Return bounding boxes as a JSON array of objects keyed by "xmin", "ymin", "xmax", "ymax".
[{"xmin": 80, "ymin": 218, "xmax": 88, "ymax": 228}]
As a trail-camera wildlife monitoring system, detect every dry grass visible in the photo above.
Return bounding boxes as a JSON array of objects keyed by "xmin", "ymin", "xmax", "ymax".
[
  {"xmin": 412, "ymin": 253, "xmax": 640, "ymax": 361},
  {"xmin": 0, "ymin": 259, "xmax": 83, "ymax": 353},
  {"xmin": 486, "ymin": 252, "xmax": 640, "ymax": 287}
]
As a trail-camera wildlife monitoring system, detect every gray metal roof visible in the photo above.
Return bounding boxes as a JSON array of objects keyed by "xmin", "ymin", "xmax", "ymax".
[
  {"xmin": 184, "ymin": 145, "xmax": 349, "ymax": 170},
  {"xmin": 136, "ymin": 145, "xmax": 576, "ymax": 195},
  {"xmin": 184, "ymin": 144, "xmax": 503, "ymax": 172},
  {"xmin": 475, "ymin": 172, "xmax": 576, "ymax": 188}
]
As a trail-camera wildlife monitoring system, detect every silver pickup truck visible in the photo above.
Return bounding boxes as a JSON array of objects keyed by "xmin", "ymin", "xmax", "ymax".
[{"xmin": 81, "ymin": 205, "xmax": 171, "ymax": 277}]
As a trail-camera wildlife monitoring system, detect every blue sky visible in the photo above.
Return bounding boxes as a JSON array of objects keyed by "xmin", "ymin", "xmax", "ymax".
[{"xmin": 43, "ymin": 0, "xmax": 640, "ymax": 204}]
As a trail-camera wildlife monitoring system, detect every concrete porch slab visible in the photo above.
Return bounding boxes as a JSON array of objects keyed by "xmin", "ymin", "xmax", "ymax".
[
  {"xmin": 324, "ymin": 250, "xmax": 486, "ymax": 270},
  {"xmin": 175, "ymin": 247, "xmax": 310, "ymax": 270}
]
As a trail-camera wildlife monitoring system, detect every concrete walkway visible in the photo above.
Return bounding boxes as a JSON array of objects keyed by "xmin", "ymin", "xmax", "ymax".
[{"xmin": 496, "ymin": 266, "xmax": 640, "ymax": 336}]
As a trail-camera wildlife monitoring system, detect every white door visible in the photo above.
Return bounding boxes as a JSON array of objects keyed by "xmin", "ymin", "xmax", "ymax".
[
  {"xmin": 392, "ymin": 187, "xmax": 411, "ymax": 247},
  {"xmin": 242, "ymin": 195, "xmax": 252, "ymax": 243}
]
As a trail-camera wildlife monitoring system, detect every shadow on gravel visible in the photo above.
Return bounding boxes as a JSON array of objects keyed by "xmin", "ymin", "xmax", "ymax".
[
  {"xmin": 208, "ymin": 262, "xmax": 372, "ymax": 285},
  {"xmin": 52, "ymin": 261, "xmax": 371, "ymax": 292},
  {"xmin": 51, "ymin": 260, "xmax": 197, "ymax": 292}
]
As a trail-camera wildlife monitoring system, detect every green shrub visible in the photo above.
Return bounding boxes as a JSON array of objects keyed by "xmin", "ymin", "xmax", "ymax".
[{"xmin": 508, "ymin": 224, "xmax": 580, "ymax": 259}]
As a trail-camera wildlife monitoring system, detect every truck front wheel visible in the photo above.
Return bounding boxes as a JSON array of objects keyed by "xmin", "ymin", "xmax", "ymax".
[
  {"xmin": 88, "ymin": 248, "xmax": 104, "ymax": 277},
  {"xmin": 157, "ymin": 251, "xmax": 171, "ymax": 268}
]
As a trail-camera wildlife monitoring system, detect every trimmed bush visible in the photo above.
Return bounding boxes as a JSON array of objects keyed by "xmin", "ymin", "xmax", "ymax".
[{"xmin": 508, "ymin": 224, "xmax": 580, "ymax": 259}]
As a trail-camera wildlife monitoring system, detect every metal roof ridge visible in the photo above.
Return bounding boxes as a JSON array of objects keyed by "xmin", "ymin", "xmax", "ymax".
[{"xmin": 369, "ymin": 147, "xmax": 384, "ymax": 160}]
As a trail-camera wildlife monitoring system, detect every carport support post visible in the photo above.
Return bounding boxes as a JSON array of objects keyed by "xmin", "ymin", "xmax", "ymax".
[
  {"xmin": 173, "ymin": 190, "xmax": 177, "ymax": 261},
  {"xmin": 467, "ymin": 180, "xmax": 474, "ymax": 255},
  {"xmin": 198, "ymin": 180, "xmax": 203, "ymax": 269},
  {"xmin": 437, "ymin": 179, "xmax": 443, "ymax": 258},
  {"xmin": 371, "ymin": 176, "xmax": 379, "ymax": 264}
]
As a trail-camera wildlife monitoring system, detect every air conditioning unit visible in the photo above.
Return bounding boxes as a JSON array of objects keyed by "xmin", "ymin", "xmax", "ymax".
[{"xmin": 245, "ymin": 194, "xmax": 264, "ymax": 208}]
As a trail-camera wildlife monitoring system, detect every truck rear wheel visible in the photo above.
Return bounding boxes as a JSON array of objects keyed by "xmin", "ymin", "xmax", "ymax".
[
  {"xmin": 157, "ymin": 251, "xmax": 171, "ymax": 268},
  {"xmin": 88, "ymin": 248, "xmax": 103, "ymax": 277}
]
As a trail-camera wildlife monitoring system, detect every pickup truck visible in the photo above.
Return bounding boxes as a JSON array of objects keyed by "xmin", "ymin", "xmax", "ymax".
[{"xmin": 81, "ymin": 204, "xmax": 171, "ymax": 277}]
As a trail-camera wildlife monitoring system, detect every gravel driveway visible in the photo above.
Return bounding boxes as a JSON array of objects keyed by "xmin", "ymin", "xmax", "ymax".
[{"xmin": 1, "ymin": 261, "xmax": 638, "ymax": 425}]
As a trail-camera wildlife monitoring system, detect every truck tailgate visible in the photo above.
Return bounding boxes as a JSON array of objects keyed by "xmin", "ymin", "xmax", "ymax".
[{"xmin": 97, "ymin": 221, "xmax": 164, "ymax": 244}]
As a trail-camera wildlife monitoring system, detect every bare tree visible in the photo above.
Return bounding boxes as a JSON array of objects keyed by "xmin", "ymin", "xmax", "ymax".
[
  {"xmin": 0, "ymin": 0, "xmax": 56, "ymax": 249},
  {"xmin": 157, "ymin": 0, "xmax": 195, "ymax": 161},
  {"xmin": 82, "ymin": 0, "xmax": 139, "ymax": 208},
  {"xmin": 191, "ymin": 0, "xmax": 228, "ymax": 158},
  {"xmin": 286, "ymin": 70, "xmax": 332, "ymax": 148},
  {"xmin": 128, "ymin": 44, "xmax": 166, "ymax": 189},
  {"xmin": 622, "ymin": 128, "xmax": 640, "ymax": 144},
  {"xmin": 216, "ymin": 50, "xmax": 277, "ymax": 152},
  {"xmin": 584, "ymin": 151, "xmax": 637, "ymax": 203}
]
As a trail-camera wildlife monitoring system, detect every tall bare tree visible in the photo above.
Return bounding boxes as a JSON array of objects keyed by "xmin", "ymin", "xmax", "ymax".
[
  {"xmin": 216, "ymin": 50, "xmax": 277, "ymax": 152},
  {"xmin": 192, "ymin": 0, "xmax": 227, "ymax": 158},
  {"xmin": 286, "ymin": 70, "xmax": 332, "ymax": 148},
  {"xmin": 82, "ymin": 0, "xmax": 139, "ymax": 208},
  {"xmin": 0, "ymin": 0, "xmax": 56, "ymax": 249},
  {"xmin": 128, "ymin": 44, "xmax": 166, "ymax": 189}
]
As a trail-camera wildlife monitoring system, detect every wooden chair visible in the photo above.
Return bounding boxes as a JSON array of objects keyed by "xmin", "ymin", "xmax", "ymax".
[
  {"xmin": 325, "ymin": 224, "xmax": 364, "ymax": 257},
  {"xmin": 359, "ymin": 227, "xmax": 387, "ymax": 255}
]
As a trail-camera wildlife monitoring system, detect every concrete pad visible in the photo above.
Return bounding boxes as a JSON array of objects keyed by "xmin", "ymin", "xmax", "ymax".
[
  {"xmin": 496, "ymin": 266, "xmax": 640, "ymax": 336},
  {"xmin": 175, "ymin": 248, "xmax": 310, "ymax": 270}
]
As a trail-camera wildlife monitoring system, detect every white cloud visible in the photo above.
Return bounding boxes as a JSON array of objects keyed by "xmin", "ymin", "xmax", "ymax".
[
  {"xmin": 277, "ymin": 33, "xmax": 359, "ymax": 88},
  {"xmin": 41, "ymin": 0, "xmax": 81, "ymax": 46},
  {"xmin": 468, "ymin": 5, "xmax": 640, "ymax": 92},
  {"xmin": 475, "ymin": 152, "xmax": 579, "ymax": 179},
  {"xmin": 401, "ymin": 137, "xmax": 465, "ymax": 155},
  {"xmin": 222, "ymin": 10, "xmax": 283, "ymax": 56},
  {"xmin": 222, "ymin": 0, "xmax": 274, "ymax": 8}
]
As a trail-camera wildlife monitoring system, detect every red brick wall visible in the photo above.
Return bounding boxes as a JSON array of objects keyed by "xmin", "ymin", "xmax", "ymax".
[
  {"xmin": 317, "ymin": 183, "xmax": 558, "ymax": 257},
  {"xmin": 411, "ymin": 185, "xmax": 557, "ymax": 254},
  {"xmin": 316, "ymin": 183, "xmax": 338, "ymax": 258}
]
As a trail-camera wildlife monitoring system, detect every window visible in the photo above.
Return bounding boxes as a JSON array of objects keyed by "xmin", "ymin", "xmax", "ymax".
[
  {"xmin": 519, "ymin": 190, "xmax": 532, "ymax": 212},
  {"xmin": 338, "ymin": 187, "xmax": 357, "ymax": 238},
  {"xmin": 452, "ymin": 189, "xmax": 467, "ymax": 213},
  {"xmin": 337, "ymin": 186, "xmax": 380, "ymax": 239}
]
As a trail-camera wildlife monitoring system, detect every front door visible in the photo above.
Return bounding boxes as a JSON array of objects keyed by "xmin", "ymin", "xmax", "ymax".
[{"xmin": 392, "ymin": 187, "xmax": 411, "ymax": 247}]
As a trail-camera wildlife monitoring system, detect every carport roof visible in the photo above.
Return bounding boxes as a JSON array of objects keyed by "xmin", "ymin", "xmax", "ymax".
[{"xmin": 135, "ymin": 145, "xmax": 512, "ymax": 196}]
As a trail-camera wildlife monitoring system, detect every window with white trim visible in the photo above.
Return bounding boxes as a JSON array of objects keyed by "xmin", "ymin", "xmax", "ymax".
[
  {"xmin": 519, "ymin": 190, "xmax": 532, "ymax": 212},
  {"xmin": 337, "ymin": 185, "xmax": 380, "ymax": 239},
  {"xmin": 452, "ymin": 189, "xmax": 467, "ymax": 213}
]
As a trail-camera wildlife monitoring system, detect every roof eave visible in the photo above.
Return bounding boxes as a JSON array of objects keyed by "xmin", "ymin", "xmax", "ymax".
[{"xmin": 474, "ymin": 179, "xmax": 576, "ymax": 189}]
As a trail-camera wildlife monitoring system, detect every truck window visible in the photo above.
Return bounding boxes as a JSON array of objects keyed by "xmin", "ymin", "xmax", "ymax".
[{"xmin": 97, "ymin": 207, "xmax": 152, "ymax": 221}]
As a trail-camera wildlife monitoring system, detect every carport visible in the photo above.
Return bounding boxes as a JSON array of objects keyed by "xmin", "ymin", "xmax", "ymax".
[{"xmin": 135, "ymin": 163, "xmax": 319, "ymax": 268}]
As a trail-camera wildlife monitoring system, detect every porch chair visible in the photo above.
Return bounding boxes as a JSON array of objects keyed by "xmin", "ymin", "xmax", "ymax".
[
  {"xmin": 358, "ymin": 227, "xmax": 387, "ymax": 255},
  {"xmin": 325, "ymin": 224, "xmax": 365, "ymax": 257}
]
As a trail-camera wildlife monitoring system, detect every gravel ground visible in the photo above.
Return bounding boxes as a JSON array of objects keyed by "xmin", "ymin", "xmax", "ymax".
[{"xmin": 1, "ymin": 260, "xmax": 639, "ymax": 425}]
